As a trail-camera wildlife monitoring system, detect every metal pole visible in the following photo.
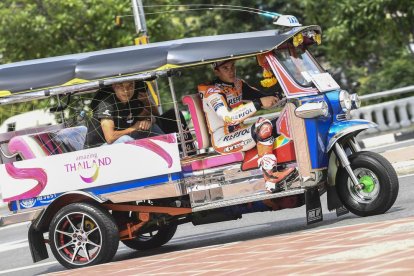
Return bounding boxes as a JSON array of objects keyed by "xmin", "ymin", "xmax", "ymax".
[
  {"xmin": 131, "ymin": 0, "xmax": 163, "ymax": 114},
  {"xmin": 131, "ymin": 0, "xmax": 146, "ymax": 35},
  {"xmin": 168, "ymin": 75, "xmax": 187, "ymax": 157}
]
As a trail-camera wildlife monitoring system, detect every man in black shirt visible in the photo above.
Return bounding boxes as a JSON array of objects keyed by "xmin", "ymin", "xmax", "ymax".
[{"xmin": 85, "ymin": 81, "xmax": 163, "ymax": 148}]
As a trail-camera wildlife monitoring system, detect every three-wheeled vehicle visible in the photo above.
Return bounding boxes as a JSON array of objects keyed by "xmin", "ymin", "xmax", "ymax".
[{"xmin": 0, "ymin": 18, "xmax": 399, "ymax": 269}]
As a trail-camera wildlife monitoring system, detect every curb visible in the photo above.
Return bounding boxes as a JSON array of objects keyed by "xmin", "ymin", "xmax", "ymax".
[
  {"xmin": 391, "ymin": 160, "xmax": 414, "ymax": 176},
  {"xmin": 361, "ymin": 130, "xmax": 414, "ymax": 148}
]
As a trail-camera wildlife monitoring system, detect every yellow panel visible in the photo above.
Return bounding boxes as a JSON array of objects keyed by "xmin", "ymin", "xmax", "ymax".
[
  {"xmin": 155, "ymin": 64, "xmax": 181, "ymax": 71},
  {"xmin": 62, "ymin": 78, "xmax": 89, "ymax": 86},
  {"xmin": 0, "ymin": 90, "xmax": 11, "ymax": 97},
  {"xmin": 146, "ymin": 81, "xmax": 159, "ymax": 106},
  {"xmin": 134, "ymin": 36, "xmax": 149, "ymax": 45}
]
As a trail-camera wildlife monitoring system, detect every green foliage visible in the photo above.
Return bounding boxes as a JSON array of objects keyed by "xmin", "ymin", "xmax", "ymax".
[
  {"xmin": 302, "ymin": 0, "xmax": 414, "ymax": 92},
  {"xmin": 0, "ymin": 0, "xmax": 413, "ymax": 119},
  {"xmin": 0, "ymin": 0, "xmax": 135, "ymax": 62}
]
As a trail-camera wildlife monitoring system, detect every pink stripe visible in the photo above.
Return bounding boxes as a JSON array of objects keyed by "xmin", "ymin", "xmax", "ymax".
[
  {"xmin": 8, "ymin": 137, "xmax": 37, "ymax": 159},
  {"xmin": 183, "ymin": 152, "xmax": 244, "ymax": 171},
  {"xmin": 149, "ymin": 133, "xmax": 176, "ymax": 144},
  {"xmin": 128, "ymin": 139, "xmax": 173, "ymax": 168},
  {"xmin": 3, "ymin": 163, "xmax": 48, "ymax": 202},
  {"xmin": 183, "ymin": 96, "xmax": 205, "ymax": 149}
]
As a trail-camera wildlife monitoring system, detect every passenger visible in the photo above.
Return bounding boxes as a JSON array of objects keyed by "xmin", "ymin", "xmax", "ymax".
[
  {"xmin": 198, "ymin": 60, "xmax": 295, "ymax": 193},
  {"xmin": 85, "ymin": 81, "xmax": 164, "ymax": 148}
]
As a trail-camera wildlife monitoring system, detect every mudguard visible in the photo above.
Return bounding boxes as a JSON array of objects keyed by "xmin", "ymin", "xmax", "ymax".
[
  {"xmin": 326, "ymin": 119, "xmax": 376, "ymax": 152},
  {"xmin": 32, "ymin": 191, "xmax": 106, "ymax": 232}
]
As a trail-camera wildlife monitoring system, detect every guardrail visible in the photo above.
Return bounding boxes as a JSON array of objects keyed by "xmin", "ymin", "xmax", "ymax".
[
  {"xmin": 359, "ymin": 85, "xmax": 414, "ymax": 101},
  {"xmin": 352, "ymin": 85, "xmax": 414, "ymax": 134}
]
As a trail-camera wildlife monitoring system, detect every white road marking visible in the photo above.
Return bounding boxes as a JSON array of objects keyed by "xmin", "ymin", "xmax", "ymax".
[
  {"xmin": 0, "ymin": 239, "xmax": 29, "ymax": 253},
  {"xmin": 0, "ymin": 221, "xmax": 30, "ymax": 231},
  {"xmin": 399, "ymin": 173, "xmax": 414, "ymax": 179},
  {"xmin": 309, "ymin": 239, "xmax": 414, "ymax": 262},
  {"xmin": 0, "ymin": 261, "xmax": 58, "ymax": 275}
]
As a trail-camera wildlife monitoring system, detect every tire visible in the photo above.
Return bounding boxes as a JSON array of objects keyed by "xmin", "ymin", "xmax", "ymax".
[
  {"xmin": 49, "ymin": 202, "xmax": 119, "ymax": 269},
  {"xmin": 121, "ymin": 223, "xmax": 177, "ymax": 250},
  {"xmin": 113, "ymin": 210, "xmax": 177, "ymax": 250},
  {"xmin": 336, "ymin": 151, "xmax": 399, "ymax": 217}
]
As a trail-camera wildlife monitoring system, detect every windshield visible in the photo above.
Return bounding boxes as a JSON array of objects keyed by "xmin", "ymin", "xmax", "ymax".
[{"xmin": 275, "ymin": 47, "xmax": 324, "ymax": 86}]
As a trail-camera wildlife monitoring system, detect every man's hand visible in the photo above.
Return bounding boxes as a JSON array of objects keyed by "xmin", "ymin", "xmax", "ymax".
[
  {"xmin": 133, "ymin": 120, "xmax": 152, "ymax": 131},
  {"xmin": 260, "ymin": 96, "xmax": 279, "ymax": 109}
]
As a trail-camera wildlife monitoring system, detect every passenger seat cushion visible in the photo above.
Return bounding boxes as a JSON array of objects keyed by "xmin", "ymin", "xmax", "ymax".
[
  {"xmin": 8, "ymin": 126, "xmax": 87, "ymax": 160},
  {"xmin": 182, "ymin": 94, "xmax": 210, "ymax": 149},
  {"xmin": 54, "ymin": 126, "xmax": 87, "ymax": 152}
]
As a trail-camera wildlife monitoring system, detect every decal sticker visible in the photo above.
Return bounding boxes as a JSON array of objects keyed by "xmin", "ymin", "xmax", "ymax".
[
  {"xmin": 223, "ymin": 138, "xmax": 253, "ymax": 153},
  {"xmin": 3, "ymin": 163, "xmax": 47, "ymax": 202},
  {"xmin": 20, "ymin": 198, "xmax": 37, "ymax": 209},
  {"xmin": 223, "ymin": 129, "xmax": 249, "ymax": 142},
  {"xmin": 307, "ymin": 207, "xmax": 322, "ymax": 222}
]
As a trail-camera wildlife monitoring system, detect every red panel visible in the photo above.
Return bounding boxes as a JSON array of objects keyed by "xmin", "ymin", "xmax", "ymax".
[
  {"xmin": 275, "ymin": 141, "xmax": 296, "ymax": 163},
  {"xmin": 241, "ymin": 141, "xmax": 296, "ymax": 171}
]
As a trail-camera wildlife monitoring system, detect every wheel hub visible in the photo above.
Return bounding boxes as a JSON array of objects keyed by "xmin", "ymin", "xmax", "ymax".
[
  {"xmin": 359, "ymin": 175, "xmax": 375, "ymax": 193},
  {"xmin": 347, "ymin": 167, "xmax": 380, "ymax": 204}
]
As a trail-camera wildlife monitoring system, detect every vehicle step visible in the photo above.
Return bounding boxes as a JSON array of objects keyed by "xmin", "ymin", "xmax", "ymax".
[{"xmin": 191, "ymin": 188, "xmax": 305, "ymax": 212}]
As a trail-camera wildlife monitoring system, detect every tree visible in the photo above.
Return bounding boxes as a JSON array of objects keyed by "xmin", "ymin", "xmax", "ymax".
[
  {"xmin": 302, "ymin": 0, "xmax": 414, "ymax": 94},
  {"xmin": 0, "ymin": 0, "xmax": 140, "ymax": 63}
]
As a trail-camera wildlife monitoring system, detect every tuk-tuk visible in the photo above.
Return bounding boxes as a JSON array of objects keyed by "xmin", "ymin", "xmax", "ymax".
[{"xmin": 0, "ymin": 19, "xmax": 399, "ymax": 269}]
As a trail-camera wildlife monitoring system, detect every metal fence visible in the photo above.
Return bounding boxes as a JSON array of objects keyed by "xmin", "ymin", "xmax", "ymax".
[{"xmin": 352, "ymin": 85, "xmax": 414, "ymax": 134}]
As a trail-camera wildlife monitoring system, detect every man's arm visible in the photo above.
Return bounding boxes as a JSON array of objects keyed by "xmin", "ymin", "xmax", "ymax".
[
  {"xmin": 100, "ymin": 119, "xmax": 140, "ymax": 144},
  {"xmin": 204, "ymin": 92, "xmax": 258, "ymax": 125},
  {"xmin": 241, "ymin": 81, "xmax": 279, "ymax": 109}
]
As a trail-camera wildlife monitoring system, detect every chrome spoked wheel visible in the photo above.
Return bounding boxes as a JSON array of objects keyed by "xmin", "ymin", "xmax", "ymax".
[
  {"xmin": 347, "ymin": 168, "xmax": 380, "ymax": 204},
  {"xmin": 54, "ymin": 212, "xmax": 102, "ymax": 266},
  {"xmin": 49, "ymin": 202, "xmax": 119, "ymax": 269}
]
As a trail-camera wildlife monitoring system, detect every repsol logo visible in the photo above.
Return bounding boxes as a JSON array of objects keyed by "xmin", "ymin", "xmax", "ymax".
[
  {"xmin": 233, "ymin": 108, "xmax": 253, "ymax": 120},
  {"xmin": 228, "ymin": 95, "xmax": 242, "ymax": 106},
  {"xmin": 223, "ymin": 139, "xmax": 252, "ymax": 153},
  {"xmin": 223, "ymin": 129, "xmax": 249, "ymax": 142}
]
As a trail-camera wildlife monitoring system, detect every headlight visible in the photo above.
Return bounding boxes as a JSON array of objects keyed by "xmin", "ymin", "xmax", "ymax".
[
  {"xmin": 350, "ymin": 93, "xmax": 361, "ymax": 109},
  {"xmin": 339, "ymin": 90, "xmax": 352, "ymax": 111}
]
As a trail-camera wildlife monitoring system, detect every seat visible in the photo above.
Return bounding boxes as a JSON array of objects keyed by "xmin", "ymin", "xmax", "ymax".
[
  {"xmin": 182, "ymin": 94, "xmax": 211, "ymax": 150},
  {"xmin": 8, "ymin": 126, "xmax": 87, "ymax": 160},
  {"xmin": 182, "ymin": 94, "xmax": 243, "ymax": 171}
]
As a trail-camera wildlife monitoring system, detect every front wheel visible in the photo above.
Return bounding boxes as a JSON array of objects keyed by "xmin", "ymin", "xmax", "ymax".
[{"xmin": 336, "ymin": 151, "xmax": 399, "ymax": 217}]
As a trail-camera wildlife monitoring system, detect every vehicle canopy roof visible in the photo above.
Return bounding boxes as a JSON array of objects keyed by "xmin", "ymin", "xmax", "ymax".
[{"xmin": 0, "ymin": 25, "xmax": 320, "ymax": 101}]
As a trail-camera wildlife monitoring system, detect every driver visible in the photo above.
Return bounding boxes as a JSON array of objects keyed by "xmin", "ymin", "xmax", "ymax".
[{"xmin": 198, "ymin": 60, "xmax": 295, "ymax": 193}]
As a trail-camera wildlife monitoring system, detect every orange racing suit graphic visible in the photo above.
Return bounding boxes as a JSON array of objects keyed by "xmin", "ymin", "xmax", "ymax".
[
  {"xmin": 198, "ymin": 78, "xmax": 262, "ymax": 154},
  {"xmin": 198, "ymin": 78, "xmax": 296, "ymax": 192}
]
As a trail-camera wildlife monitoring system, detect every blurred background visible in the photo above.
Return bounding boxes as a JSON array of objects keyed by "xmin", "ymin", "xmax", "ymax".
[
  {"xmin": 0, "ymin": 0, "xmax": 413, "ymax": 142},
  {"xmin": 0, "ymin": 1, "xmax": 412, "ymax": 99}
]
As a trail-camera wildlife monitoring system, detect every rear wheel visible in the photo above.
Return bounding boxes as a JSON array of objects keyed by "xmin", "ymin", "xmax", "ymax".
[
  {"xmin": 122, "ymin": 223, "xmax": 177, "ymax": 250},
  {"xmin": 49, "ymin": 202, "xmax": 119, "ymax": 269},
  {"xmin": 336, "ymin": 151, "xmax": 399, "ymax": 217},
  {"xmin": 113, "ymin": 210, "xmax": 177, "ymax": 250}
]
